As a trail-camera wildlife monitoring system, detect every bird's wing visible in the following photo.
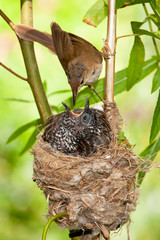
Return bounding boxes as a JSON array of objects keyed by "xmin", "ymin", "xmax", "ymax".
[{"xmin": 51, "ymin": 22, "xmax": 74, "ymax": 73}]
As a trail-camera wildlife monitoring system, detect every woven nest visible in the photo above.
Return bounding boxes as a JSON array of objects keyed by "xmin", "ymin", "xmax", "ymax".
[{"xmin": 32, "ymin": 102, "xmax": 140, "ymax": 239}]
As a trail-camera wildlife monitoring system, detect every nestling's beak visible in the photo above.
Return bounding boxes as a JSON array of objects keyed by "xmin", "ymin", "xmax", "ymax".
[{"xmin": 62, "ymin": 101, "xmax": 82, "ymax": 117}]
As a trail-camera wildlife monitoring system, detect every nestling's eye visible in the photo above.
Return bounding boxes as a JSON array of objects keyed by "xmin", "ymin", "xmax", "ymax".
[{"xmin": 81, "ymin": 113, "xmax": 93, "ymax": 126}]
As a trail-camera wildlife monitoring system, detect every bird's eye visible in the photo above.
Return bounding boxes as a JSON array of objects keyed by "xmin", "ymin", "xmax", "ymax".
[
  {"xmin": 92, "ymin": 69, "xmax": 95, "ymax": 75},
  {"xmin": 81, "ymin": 113, "xmax": 93, "ymax": 125},
  {"xmin": 82, "ymin": 114, "xmax": 88, "ymax": 121},
  {"xmin": 80, "ymin": 79, "xmax": 84, "ymax": 85}
]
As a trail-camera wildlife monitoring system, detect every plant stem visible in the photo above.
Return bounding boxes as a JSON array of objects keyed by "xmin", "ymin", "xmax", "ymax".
[
  {"xmin": 142, "ymin": 3, "xmax": 160, "ymax": 56},
  {"xmin": 0, "ymin": 9, "xmax": 15, "ymax": 30},
  {"xmin": 19, "ymin": 0, "xmax": 52, "ymax": 125},
  {"xmin": 104, "ymin": 0, "xmax": 117, "ymax": 102},
  {"xmin": 117, "ymin": 33, "xmax": 139, "ymax": 40},
  {"xmin": 0, "ymin": 62, "xmax": 28, "ymax": 81},
  {"xmin": 42, "ymin": 212, "xmax": 67, "ymax": 240}
]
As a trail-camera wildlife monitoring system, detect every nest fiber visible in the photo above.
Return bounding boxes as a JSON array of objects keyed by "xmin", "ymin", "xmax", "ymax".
[{"xmin": 32, "ymin": 102, "xmax": 139, "ymax": 239}]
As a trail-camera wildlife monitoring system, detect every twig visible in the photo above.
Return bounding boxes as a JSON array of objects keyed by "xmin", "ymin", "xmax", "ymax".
[
  {"xmin": 104, "ymin": 0, "xmax": 117, "ymax": 102},
  {"xmin": 0, "ymin": 9, "xmax": 15, "ymax": 30},
  {"xmin": 0, "ymin": 62, "xmax": 28, "ymax": 81},
  {"xmin": 1, "ymin": 7, "xmax": 52, "ymax": 125},
  {"xmin": 117, "ymin": 33, "xmax": 139, "ymax": 40}
]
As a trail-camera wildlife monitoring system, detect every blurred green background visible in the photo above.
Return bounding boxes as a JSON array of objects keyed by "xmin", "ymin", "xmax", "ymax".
[{"xmin": 0, "ymin": 0, "xmax": 160, "ymax": 239}]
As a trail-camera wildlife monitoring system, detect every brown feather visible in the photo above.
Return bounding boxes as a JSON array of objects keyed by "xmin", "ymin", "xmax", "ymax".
[
  {"xmin": 51, "ymin": 22, "xmax": 74, "ymax": 72},
  {"xmin": 15, "ymin": 24, "xmax": 55, "ymax": 52}
]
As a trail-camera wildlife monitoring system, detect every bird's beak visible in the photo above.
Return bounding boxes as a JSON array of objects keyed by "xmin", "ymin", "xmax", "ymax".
[{"xmin": 72, "ymin": 90, "xmax": 78, "ymax": 106}]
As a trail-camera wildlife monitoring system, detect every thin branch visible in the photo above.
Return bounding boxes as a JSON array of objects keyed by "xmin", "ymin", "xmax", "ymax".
[
  {"xmin": 0, "ymin": 9, "xmax": 15, "ymax": 30},
  {"xmin": 121, "ymin": 3, "xmax": 130, "ymax": 8},
  {"xmin": 1, "ymin": 7, "xmax": 52, "ymax": 125},
  {"xmin": 142, "ymin": 3, "xmax": 160, "ymax": 56},
  {"xmin": 104, "ymin": 0, "xmax": 117, "ymax": 102},
  {"xmin": 0, "ymin": 62, "xmax": 28, "ymax": 81},
  {"xmin": 117, "ymin": 33, "xmax": 139, "ymax": 40}
]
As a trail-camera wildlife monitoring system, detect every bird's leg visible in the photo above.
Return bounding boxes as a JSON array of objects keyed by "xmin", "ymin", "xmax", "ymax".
[{"xmin": 88, "ymin": 85, "xmax": 104, "ymax": 102}]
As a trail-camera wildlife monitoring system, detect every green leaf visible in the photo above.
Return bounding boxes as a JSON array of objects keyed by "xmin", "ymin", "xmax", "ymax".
[
  {"xmin": 149, "ymin": 14, "xmax": 160, "ymax": 28},
  {"xmin": 131, "ymin": 0, "xmax": 151, "ymax": 3},
  {"xmin": 151, "ymin": 55, "xmax": 160, "ymax": 61},
  {"xmin": 127, "ymin": 36, "xmax": 145, "ymax": 90},
  {"xmin": 51, "ymin": 105, "xmax": 62, "ymax": 113},
  {"xmin": 7, "ymin": 118, "xmax": 41, "ymax": 143},
  {"xmin": 114, "ymin": 68, "xmax": 127, "ymax": 95},
  {"xmin": 118, "ymin": 130, "xmax": 127, "ymax": 144},
  {"xmin": 138, "ymin": 135, "xmax": 160, "ymax": 185},
  {"xmin": 116, "ymin": 0, "xmax": 151, "ymax": 9},
  {"xmin": 140, "ymin": 136, "xmax": 160, "ymax": 159},
  {"xmin": 131, "ymin": 21, "xmax": 160, "ymax": 39},
  {"xmin": 139, "ymin": 57, "xmax": 158, "ymax": 80},
  {"xmin": 116, "ymin": 0, "xmax": 151, "ymax": 8},
  {"xmin": 58, "ymin": 58, "xmax": 157, "ymax": 110},
  {"xmin": 150, "ymin": 90, "xmax": 160, "ymax": 142},
  {"xmin": 127, "ymin": 0, "xmax": 151, "ymax": 5},
  {"xmin": 43, "ymin": 80, "xmax": 47, "ymax": 93},
  {"xmin": 48, "ymin": 89, "xmax": 71, "ymax": 97},
  {"xmin": 4, "ymin": 98, "xmax": 33, "ymax": 103},
  {"xmin": 115, "ymin": 57, "xmax": 157, "ymax": 94},
  {"xmin": 20, "ymin": 128, "xmax": 39, "ymax": 155},
  {"xmin": 150, "ymin": 0, "xmax": 160, "ymax": 18},
  {"xmin": 116, "ymin": 0, "xmax": 126, "ymax": 8},
  {"xmin": 151, "ymin": 67, "xmax": 160, "ymax": 93},
  {"xmin": 83, "ymin": 0, "xmax": 108, "ymax": 27}
]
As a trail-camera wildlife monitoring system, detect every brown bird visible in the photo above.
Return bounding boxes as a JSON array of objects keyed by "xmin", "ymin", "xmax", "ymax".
[
  {"xmin": 42, "ymin": 98, "xmax": 111, "ymax": 156},
  {"xmin": 15, "ymin": 23, "xmax": 103, "ymax": 105}
]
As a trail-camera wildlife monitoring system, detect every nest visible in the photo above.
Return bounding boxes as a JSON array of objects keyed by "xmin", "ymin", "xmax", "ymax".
[{"xmin": 32, "ymin": 102, "xmax": 140, "ymax": 239}]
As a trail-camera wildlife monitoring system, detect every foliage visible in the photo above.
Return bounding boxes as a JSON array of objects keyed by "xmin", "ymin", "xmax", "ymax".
[
  {"xmin": 3, "ymin": 2, "xmax": 160, "ymax": 184},
  {"xmin": 0, "ymin": 0, "xmax": 160, "ymax": 239}
]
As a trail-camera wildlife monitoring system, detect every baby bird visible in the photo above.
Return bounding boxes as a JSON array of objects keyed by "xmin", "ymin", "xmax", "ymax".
[{"xmin": 42, "ymin": 99, "xmax": 111, "ymax": 156}]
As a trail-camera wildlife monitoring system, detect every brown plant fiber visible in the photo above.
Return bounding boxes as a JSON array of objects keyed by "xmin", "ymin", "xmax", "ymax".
[{"xmin": 32, "ymin": 102, "xmax": 139, "ymax": 239}]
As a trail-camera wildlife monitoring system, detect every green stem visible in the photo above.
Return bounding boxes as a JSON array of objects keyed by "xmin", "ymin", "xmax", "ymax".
[
  {"xmin": 20, "ymin": 0, "xmax": 52, "ymax": 125},
  {"xmin": 142, "ymin": 3, "xmax": 160, "ymax": 56},
  {"xmin": 42, "ymin": 212, "xmax": 67, "ymax": 240},
  {"xmin": 150, "ymin": 1, "xmax": 160, "ymax": 23}
]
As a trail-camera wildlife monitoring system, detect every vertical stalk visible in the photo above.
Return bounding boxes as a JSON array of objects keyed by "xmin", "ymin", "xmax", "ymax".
[
  {"xmin": 20, "ymin": 0, "xmax": 52, "ymax": 125},
  {"xmin": 104, "ymin": 0, "xmax": 117, "ymax": 102}
]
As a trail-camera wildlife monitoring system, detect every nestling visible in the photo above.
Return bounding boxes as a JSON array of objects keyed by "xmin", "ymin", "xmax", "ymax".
[{"xmin": 42, "ymin": 99, "xmax": 111, "ymax": 156}]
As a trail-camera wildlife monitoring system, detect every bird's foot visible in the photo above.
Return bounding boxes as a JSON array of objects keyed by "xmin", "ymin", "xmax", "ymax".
[{"xmin": 88, "ymin": 85, "xmax": 104, "ymax": 103}]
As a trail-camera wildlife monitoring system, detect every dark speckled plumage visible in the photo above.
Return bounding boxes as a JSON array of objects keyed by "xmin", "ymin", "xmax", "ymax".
[{"xmin": 42, "ymin": 99, "xmax": 111, "ymax": 156}]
